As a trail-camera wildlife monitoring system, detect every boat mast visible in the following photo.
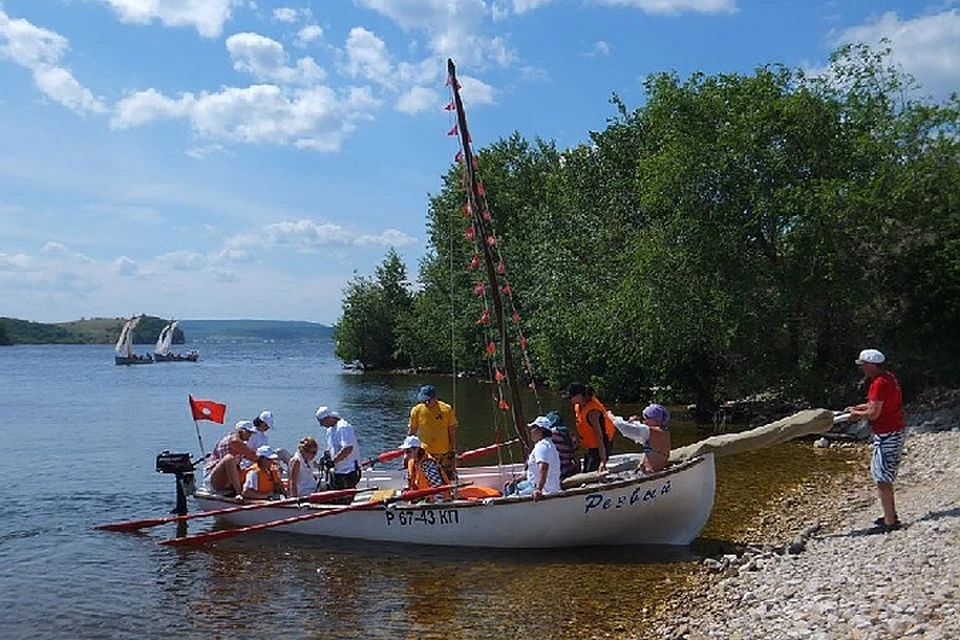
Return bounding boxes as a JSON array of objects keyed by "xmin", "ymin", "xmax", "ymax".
[{"xmin": 447, "ymin": 59, "xmax": 530, "ymax": 454}]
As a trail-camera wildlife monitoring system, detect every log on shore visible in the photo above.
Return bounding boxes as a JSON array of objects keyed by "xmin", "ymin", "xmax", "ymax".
[{"xmin": 669, "ymin": 408, "xmax": 834, "ymax": 462}]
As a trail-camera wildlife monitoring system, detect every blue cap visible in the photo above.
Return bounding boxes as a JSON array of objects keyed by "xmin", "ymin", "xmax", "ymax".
[
  {"xmin": 417, "ymin": 385, "xmax": 437, "ymax": 402},
  {"xmin": 642, "ymin": 403, "xmax": 671, "ymax": 426}
]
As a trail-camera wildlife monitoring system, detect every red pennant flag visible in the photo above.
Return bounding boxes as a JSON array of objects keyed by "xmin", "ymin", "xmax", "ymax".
[
  {"xmin": 496, "ymin": 261, "xmax": 505, "ymax": 274},
  {"xmin": 498, "ymin": 398, "xmax": 510, "ymax": 410},
  {"xmin": 477, "ymin": 183, "xmax": 485, "ymax": 196},
  {"xmin": 469, "ymin": 254, "xmax": 481, "ymax": 270},
  {"xmin": 477, "ymin": 309, "xmax": 490, "ymax": 325},
  {"xmin": 512, "ymin": 310, "xmax": 522, "ymax": 323},
  {"xmin": 520, "ymin": 336, "xmax": 528, "ymax": 349},
  {"xmin": 448, "ymin": 124, "xmax": 459, "ymax": 136},
  {"xmin": 482, "ymin": 209, "xmax": 492, "ymax": 221},
  {"xmin": 486, "ymin": 342, "xmax": 497, "ymax": 355},
  {"xmin": 486, "ymin": 235, "xmax": 497, "ymax": 247},
  {"xmin": 455, "ymin": 150, "xmax": 464, "ymax": 163},
  {"xmin": 444, "ymin": 102, "xmax": 455, "ymax": 111},
  {"xmin": 472, "ymin": 157, "xmax": 479, "ymax": 170},
  {"xmin": 474, "ymin": 282, "xmax": 485, "ymax": 296},
  {"xmin": 501, "ymin": 284, "xmax": 512, "ymax": 295},
  {"xmin": 462, "ymin": 202, "xmax": 471, "ymax": 216},
  {"xmin": 465, "ymin": 226, "xmax": 476, "ymax": 241},
  {"xmin": 189, "ymin": 395, "xmax": 226, "ymax": 424},
  {"xmin": 495, "ymin": 369, "xmax": 505, "ymax": 381}
]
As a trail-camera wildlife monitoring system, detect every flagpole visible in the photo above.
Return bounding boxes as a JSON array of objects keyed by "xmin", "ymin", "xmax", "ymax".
[{"xmin": 194, "ymin": 419, "xmax": 207, "ymax": 459}]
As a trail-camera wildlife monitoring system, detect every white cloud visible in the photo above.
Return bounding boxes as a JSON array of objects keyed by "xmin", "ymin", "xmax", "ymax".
[
  {"xmin": 830, "ymin": 10, "xmax": 960, "ymax": 99},
  {"xmin": 459, "ymin": 74, "xmax": 496, "ymax": 106},
  {"xmin": 102, "ymin": 0, "xmax": 238, "ymax": 38},
  {"xmin": 493, "ymin": 0, "xmax": 558, "ymax": 17},
  {"xmin": 343, "ymin": 27, "xmax": 393, "ymax": 87},
  {"xmin": 113, "ymin": 256, "xmax": 139, "ymax": 275},
  {"xmin": 155, "ymin": 250, "xmax": 207, "ymax": 271},
  {"xmin": 589, "ymin": 40, "xmax": 612, "ymax": 56},
  {"xmin": 0, "ymin": 252, "xmax": 33, "ymax": 270},
  {"xmin": 273, "ymin": 7, "xmax": 298, "ymax": 23},
  {"xmin": 224, "ymin": 219, "xmax": 416, "ymax": 251},
  {"xmin": 355, "ymin": 0, "xmax": 516, "ymax": 69},
  {"xmin": 0, "ymin": 9, "xmax": 106, "ymax": 114},
  {"xmin": 593, "ymin": 0, "xmax": 736, "ymax": 14},
  {"xmin": 296, "ymin": 24, "xmax": 324, "ymax": 47},
  {"xmin": 396, "ymin": 86, "xmax": 440, "ymax": 114},
  {"xmin": 226, "ymin": 32, "xmax": 325, "ymax": 85},
  {"xmin": 112, "ymin": 83, "xmax": 380, "ymax": 151}
]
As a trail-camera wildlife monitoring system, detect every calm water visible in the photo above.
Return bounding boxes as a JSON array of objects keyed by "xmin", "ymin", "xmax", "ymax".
[{"xmin": 0, "ymin": 341, "xmax": 855, "ymax": 639}]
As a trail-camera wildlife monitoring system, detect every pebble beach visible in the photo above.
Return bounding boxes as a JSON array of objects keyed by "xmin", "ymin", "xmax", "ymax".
[{"xmin": 643, "ymin": 429, "xmax": 960, "ymax": 640}]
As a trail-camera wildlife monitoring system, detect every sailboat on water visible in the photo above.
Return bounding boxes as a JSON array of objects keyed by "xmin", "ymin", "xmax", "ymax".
[
  {"xmin": 153, "ymin": 320, "xmax": 199, "ymax": 362},
  {"xmin": 114, "ymin": 315, "xmax": 154, "ymax": 365},
  {"xmin": 182, "ymin": 60, "xmax": 716, "ymax": 548}
]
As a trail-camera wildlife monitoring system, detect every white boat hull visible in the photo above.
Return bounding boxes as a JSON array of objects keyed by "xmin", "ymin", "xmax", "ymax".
[{"xmin": 193, "ymin": 454, "xmax": 715, "ymax": 548}]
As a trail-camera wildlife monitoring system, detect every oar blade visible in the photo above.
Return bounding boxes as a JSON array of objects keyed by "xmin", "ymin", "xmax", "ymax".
[
  {"xmin": 160, "ymin": 527, "xmax": 242, "ymax": 547},
  {"xmin": 95, "ymin": 517, "xmax": 169, "ymax": 532}
]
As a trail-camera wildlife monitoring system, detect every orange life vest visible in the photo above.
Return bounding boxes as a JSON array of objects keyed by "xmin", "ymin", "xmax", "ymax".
[
  {"xmin": 574, "ymin": 396, "xmax": 615, "ymax": 448},
  {"xmin": 243, "ymin": 462, "xmax": 283, "ymax": 494},
  {"xmin": 406, "ymin": 452, "xmax": 450, "ymax": 491}
]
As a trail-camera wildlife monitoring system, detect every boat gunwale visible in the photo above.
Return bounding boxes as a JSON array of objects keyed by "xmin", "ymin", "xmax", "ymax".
[{"xmin": 193, "ymin": 454, "xmax": 711, "ymax": 513}]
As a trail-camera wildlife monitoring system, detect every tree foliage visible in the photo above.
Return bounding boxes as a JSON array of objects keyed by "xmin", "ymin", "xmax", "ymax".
[{"xmin": 338, "ymin": 46, "xmax": 960, "ymax": 410}]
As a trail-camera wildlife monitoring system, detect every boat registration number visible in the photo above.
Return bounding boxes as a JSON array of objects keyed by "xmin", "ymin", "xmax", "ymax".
[{"xmin": 384, "ymin": 508, "xmax": 460, "ymax": 527}]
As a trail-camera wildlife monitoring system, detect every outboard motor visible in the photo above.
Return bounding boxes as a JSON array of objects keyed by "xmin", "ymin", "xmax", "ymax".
[{"xmin": 156, "ymin": 451, "xmax": 197, "ymax": 516}]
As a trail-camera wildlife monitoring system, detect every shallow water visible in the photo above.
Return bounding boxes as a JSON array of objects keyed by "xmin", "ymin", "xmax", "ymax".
[{"xmin": 0, "ymin": 342, "xmax": 856, "ymax": 639}]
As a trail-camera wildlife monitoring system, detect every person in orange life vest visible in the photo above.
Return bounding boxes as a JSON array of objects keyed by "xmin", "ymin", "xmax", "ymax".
[
  {"xmin": 607, "ymin": 403, "xmax": 672, "ymax": 473},
  {"xmin": 399, "ymin": 435, "xmax": 450, "ymax": 500},
  {"xmin": 408, "ymin": 384, "xmax": 458, "ymax": 480},
  {"xmin": 207, "ymin": 421, "xmax": 258, "ymax": 496},
  {"xmin": 845, "ymin": 348, "xmax": 906, "ymax": 533},
  {"xmin": 564, "ymin": 382, "xmax": 615, "ymax": 473},
  {"xmin": 241, "ymin": 445, "xmax": 286, "ymax": 500}
]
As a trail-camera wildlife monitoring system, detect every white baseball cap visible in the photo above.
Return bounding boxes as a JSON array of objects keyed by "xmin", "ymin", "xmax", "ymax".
[
  {"xmin": 257, "ymin": 410, "xmax": 274, "ymax": 429},
  {"xmin": 235, "ymin": 420, "xmax": 256, "ymax": 433},
  {"xmin": 315, "ymin": 406, "xmax": 339, "ymax": 422},
  {"xmin": 855, "ymin": 349, "xmax": 885, "ymax": 365},
  {"xmin": 399, "ymin": 435, "xmax": 422, "ymax": 450},
  {"xmin": 256, "ymin": 445, "xmax": 278, "ymax": 459},
  {"xmin": 527, "ymin": 416, "xmax": 553, "ymax": 431}
]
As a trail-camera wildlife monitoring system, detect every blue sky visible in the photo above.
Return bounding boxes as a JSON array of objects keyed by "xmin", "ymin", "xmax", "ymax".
[{"xmin": 1, "ymin": 0, "xmax": 957, "ymax": 324}]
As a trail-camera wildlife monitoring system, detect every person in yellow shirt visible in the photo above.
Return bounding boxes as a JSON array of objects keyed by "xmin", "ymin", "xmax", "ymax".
[{"xmin": 408, "ymin": 384, "xmax": 458, "ymax": 479}]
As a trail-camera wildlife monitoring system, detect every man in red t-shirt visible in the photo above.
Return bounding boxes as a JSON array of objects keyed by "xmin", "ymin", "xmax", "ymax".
[{"xmin": 846, "ymin": 348, "xmax": 906, "ymax": 533}]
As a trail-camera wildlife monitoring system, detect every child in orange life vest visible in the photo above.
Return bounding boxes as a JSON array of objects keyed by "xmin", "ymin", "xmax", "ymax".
[
  {"xmin": 399, "ymin": 435, "xmax": 450, "ymax": 501},
  {"xmin": 241, "ymin": 445, "xmax": 286, "ymax": 500}
]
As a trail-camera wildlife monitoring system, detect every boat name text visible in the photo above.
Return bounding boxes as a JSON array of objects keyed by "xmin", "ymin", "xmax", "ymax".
[{"xmin": 583, "ymin": 481, "xmax": 672, "ymax": 515}]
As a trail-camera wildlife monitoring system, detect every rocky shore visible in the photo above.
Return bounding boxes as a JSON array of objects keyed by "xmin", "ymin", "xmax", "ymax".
[{"xmin": 643, "ymin": 427, "xmax": 959, "ymax": 640}]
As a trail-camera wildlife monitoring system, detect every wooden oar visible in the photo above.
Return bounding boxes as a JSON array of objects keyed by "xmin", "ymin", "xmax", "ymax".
[
  {"xmin": 94, "ymin": 488, "xmax": 361, "ymax": 532},
  {"xmin": 159, "ymin": 483, "xmax": 462, "ymax": 547},
  {"xmin": 457, "ymin": 438, "xmax": 520, "ymax": 462}
]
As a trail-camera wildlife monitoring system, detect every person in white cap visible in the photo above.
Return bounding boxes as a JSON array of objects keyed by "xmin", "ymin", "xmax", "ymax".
[
  {"xmin": 241, "ymin": 445, "xmax": 285, "ymax": 500},
  {"xmin": 316, "ymin": 406, "xmax": 362, "ymax": 491},
  {"xmin": 845, "ymin": 348, "xmax": 906, "ymax": 533},
  {"xmin": 244, "ymin": 409, "xmax": 290, "ymax": 470},
  {"xmin": 206, "ymin": 421, "xmax": 258, "ymax": 497},
  {"xmin": 512, "ymin": 418, "xmax": 561, "ymax": 500},
  {"xmin": 399, "ymin": 435, "xmax": 449, "ymax": 498}
]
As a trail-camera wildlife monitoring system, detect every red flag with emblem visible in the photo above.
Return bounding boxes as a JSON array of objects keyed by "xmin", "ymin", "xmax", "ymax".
[{"xmin": 189, "ymin": 395, "xmax": 227, "ymax": 423}]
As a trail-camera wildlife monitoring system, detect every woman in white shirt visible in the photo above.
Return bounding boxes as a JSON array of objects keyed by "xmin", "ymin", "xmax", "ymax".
[
  {"xmin": 520, "ymin": 417, "xmax": 562, "ymax": 500},
  {"xmin": 288, "ymin": 436, "xmax": 320, "ymax": 497}
]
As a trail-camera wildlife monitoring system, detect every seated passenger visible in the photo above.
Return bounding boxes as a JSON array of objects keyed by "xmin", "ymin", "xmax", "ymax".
[
  {"xmin": 207, "ymin": 421, "xmax": 258, "ymax": 496},
  {"xmin": 399, "ymin": 435, "xmax": 449, "ymax": 499},
  {"xmin": 543, "ymin": 411, "xmax": 579, "ymax": 479},
  {"xmin": 607, "ymin": 403, "xmax": 672, "ymax": 473},
  {"xmin": 288, "ymin": 436, "xmax": 320, "ymax": 498},
  {"xmin": 513, "ymin": 418, "xmax": 562, "ymax": 500},
  {"xmin": 241, "ymin": 445, "xmax": 286, "ymax": 500}
]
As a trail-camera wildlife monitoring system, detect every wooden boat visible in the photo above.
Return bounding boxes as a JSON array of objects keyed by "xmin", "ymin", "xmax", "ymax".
[
  {"xmin": 153, "ymin": 320, "xmax": 199, "ymax": 362},
  {"xmin": 193, "ymin": 452, "xmax": 715, "ymax": 547},
  {"xmin": 114, "ymin": 315, "xmax": 154, "ymax": 365}
]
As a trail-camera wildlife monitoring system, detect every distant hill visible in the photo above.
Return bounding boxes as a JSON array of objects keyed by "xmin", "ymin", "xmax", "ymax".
[
  {"xmin": 175, "ymin": 320, "xmax": 332, "ymax": 343},
  {"xmin": 0, "ymin": 317, "xmax": 330, "ymax": 345}
]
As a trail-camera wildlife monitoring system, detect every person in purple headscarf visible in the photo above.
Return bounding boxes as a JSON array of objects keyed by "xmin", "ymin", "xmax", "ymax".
[{"xmin": 606, "ymin": 403, "xmax": 672, "ymax": 473}]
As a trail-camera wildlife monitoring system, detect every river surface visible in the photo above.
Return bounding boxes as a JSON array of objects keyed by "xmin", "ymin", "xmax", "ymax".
[{"xmin": 0, "ymin": 341, "xmax": 855, "ymax": 639}]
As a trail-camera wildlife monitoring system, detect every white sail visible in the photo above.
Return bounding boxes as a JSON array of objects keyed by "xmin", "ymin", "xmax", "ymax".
[
  {"xmin": 125, "ymin": 315, "xmax": 142, "ymax": 357},
  {"xmin": 154, "ymin": 321, "xmax": 175, "ymax": 356},
  {"xmin": 164, "ymin": 321, "xmax": 178, "ymax": 353},
  {"xmin": 154, "ymin": 325, "xmax": 168, "ymax": 355},
  {"xmin": 114, "ymin": 319, "xmax": 132, "ymax": 355}
]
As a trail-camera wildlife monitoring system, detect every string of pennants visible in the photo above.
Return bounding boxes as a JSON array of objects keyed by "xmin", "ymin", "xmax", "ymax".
[{"xmin": 444, "ymin": 71, "xmax": 541, "ymax": 418}]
